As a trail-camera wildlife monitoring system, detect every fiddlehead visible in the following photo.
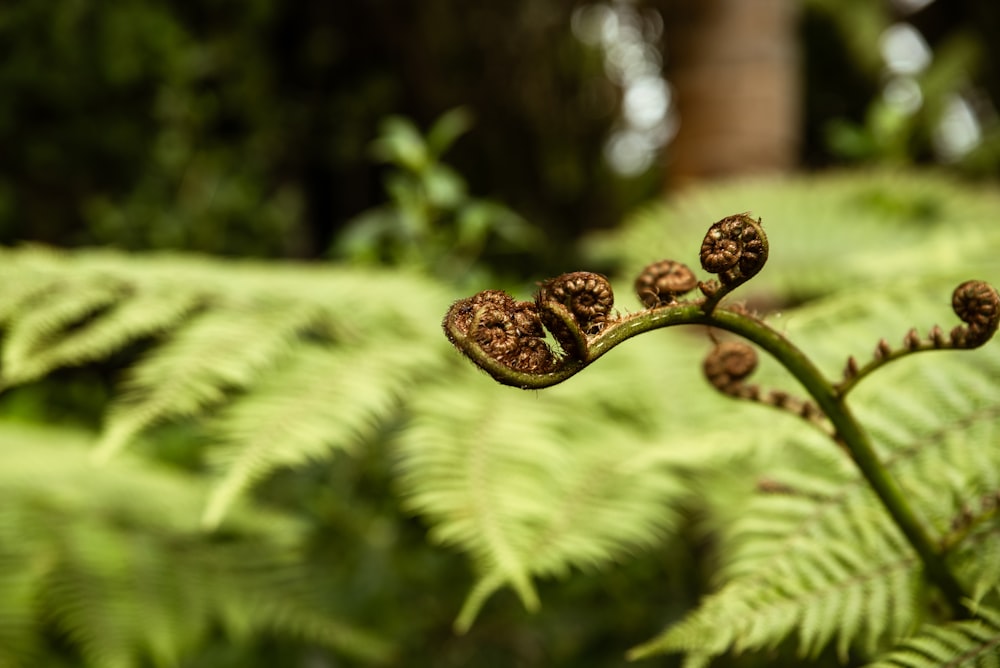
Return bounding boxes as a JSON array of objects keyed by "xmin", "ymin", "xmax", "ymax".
[
  {"xmin": 536, "ymin": 271, "xmax": 615, "ymax": 357},
  {"xmin": 443, "ymin": 272, "xmax": 618, "ymax": 387},
  {"xmin": 443, "ymin": 210, "xmax": 994, "ymax": 620},
  {"xmin": 698, "ymin": 213, "xmax": 768, "ymax": 311},
  {"xmin": 837, "ymin": 280, "xmax": 1000, "ymax": 395},
  {"xmin": 443, "ymin": 290, "xmax": 559, "ymax": 375},
  {"xmin": 703, "ymin": 340, "xmax": 825, "ymax": 428},
  {"xmin": 536, "ymin": 271, "xmax": 615, "ymax": 335},
  {"xmin": 634, "ymin": 260, "xmax": 698, "ymax": 308},
  {"xmin": 950, "ymin": 279, "xmax": 1000, "ymax": 349},
  {"xmin": 703, "ymin": 341, "xmax": 757, "ymax": 395}
]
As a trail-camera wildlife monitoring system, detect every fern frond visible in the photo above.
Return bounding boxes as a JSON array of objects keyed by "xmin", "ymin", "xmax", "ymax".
[
  {"xmin": 0, "ymin": 545, "xmax": 46, "ymax": 666},
  {"xmin": 202, "ymin": 338, "xmax": 444, "ymax": 528},
  {"xmin": 92, "ymin": 298, "xmax": 324, "ymax": 462},
  {"xmin": 2, "ymin": 285, "xmax": 204, "ymax": 387},
  {"xmin": 0, "ymin": 420, "xmax": 395, "ymax": 666},
  {"xmin": 633, "ymin": 279, "xmax": 1000, "ymax": 665},
  {"xmin": 0, "ymin": 276, "xmax": 127, "ymax": 385},
  {"xmin": 865, "ymin": 605, "xmax": 1000, "ymax": 668},
  {"xmin": 0, "ymin": 246, "xmax": 460, "ymax": 551},
  {"xmin": 396, "ymin": 353, "xmax": 690, "ymax": 631},
  {"xmin": 630, "ymin": 457, "xmax": 920, "ymax": 663}
]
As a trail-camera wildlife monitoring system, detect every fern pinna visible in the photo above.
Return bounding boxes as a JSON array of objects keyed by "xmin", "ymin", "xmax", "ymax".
[{"xmin": 444, "ymin": 213, "xmax": 1000, "ymax": 666}]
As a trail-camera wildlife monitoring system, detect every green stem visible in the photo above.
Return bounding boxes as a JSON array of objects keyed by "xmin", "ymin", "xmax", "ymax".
[
  {"xmin": 837, "ymin": 341, "xmax": 954, "ymax": 397},
  {"xmin": 696, "ymin": 309, "xmax": 972, "ymax": 617},
  {"xmin": 452, "ymin": 302, "xmax": 971, "ymax": 614}
]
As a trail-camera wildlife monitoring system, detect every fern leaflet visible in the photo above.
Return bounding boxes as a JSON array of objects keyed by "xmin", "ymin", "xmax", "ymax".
[
  {"xmin": 396, "ymin": 359, "xmax": 689, "ymax": 631},
  {"xmin": 865, "ymin": 605, "xmax": 1000, "ymax": 667},
  {"xmin": 202, "ymin": 337, "xmax": 444, "ymax": 527}
]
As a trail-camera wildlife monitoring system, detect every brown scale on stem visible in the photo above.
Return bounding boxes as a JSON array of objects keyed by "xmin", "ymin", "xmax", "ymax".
[{"xmin": 941, "ymin": 489, "xmax": 1000, "ymax": 552}]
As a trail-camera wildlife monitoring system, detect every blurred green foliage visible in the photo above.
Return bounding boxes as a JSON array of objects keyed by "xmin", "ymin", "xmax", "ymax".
[
  {"xmin": 805, "ymin": 0, "xmax": 1000, "ymax": 172},
  {"xmin": 332, "ymin": 108, "xmax": 542, "ymax": 285},
  {"xmin": 0, "ymin": 0, "xmax": 307, "ymax": 256},
  {"xmin": 3, "ymin": 0, "xmax": 999, "ymax": 265},
  {"xmin": 0, "ymin": 0, "xmax": 635, "ymax": 269}
]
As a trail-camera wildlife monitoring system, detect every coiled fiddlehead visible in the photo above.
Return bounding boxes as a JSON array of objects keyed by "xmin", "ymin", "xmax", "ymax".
[
  {"xmin": 837, "ymin": 279, "xmax": 1000, "ymax": 395},
  {"xmin": 703, "ymin": 341, "xmax": 758, "ymax": 396},
  {"xmin": 536, "ymin": 271, "xmax": 615, "ymax": 356},
  {"xmin": 699, "ymin": 214, "xmax": 769, "ymax": 310},
  {"xmin": 444, "ymin": 290, "xmax": 558, "ymax": 374},
  {"xmin": 703, "ymin": 340, "xmax": 824, "ymax": 426},
  {"xmin": 634, "ymin": 260, "xmax": 698, "ymax": 308},
  {"xmin": 950, "ymin": 280, "xmax": 1000, "ymax": 349},
  {"xmin": 536, "ymin": 271, "xmax": 614, "ymax": 332}
]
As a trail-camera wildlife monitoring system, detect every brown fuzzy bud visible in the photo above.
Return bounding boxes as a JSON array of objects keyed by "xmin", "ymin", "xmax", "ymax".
[
  {"xmin": 473, "ymin": 304, "xmax": 521, "ymax": 357},
  {"xmin": 951, "ymin": 280, "xmax": 1000, "ymax": 348},
  {"xmin": 444, "ymin": 290, "xmax": 558, "ymax": 374},
  {"xmin": 843, "ymin": 355, "xmax": 859, "ymax": 380},
  {"xmin": 703, "ymin": 341, "xmax": 758, "ymax": 395},
  {"xmin": 634, "ymin": 260, "xmax": 698, "ymax": 308},
  {"xmin": 537, "ymin": 271, "xmax": 615, "ymax": 337},
  {"xmin": 444, "ymin": 290, "xmax": 514, "ymax": 340},
  {"xmin": 699, "ymin": 213, "xmax": 769, "ymax": 287}
]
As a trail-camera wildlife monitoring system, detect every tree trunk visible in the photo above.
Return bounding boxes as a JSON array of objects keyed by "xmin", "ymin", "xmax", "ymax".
[{"xmin": 662, "ymin": 0, "xmax": 801, "ymax": 187}]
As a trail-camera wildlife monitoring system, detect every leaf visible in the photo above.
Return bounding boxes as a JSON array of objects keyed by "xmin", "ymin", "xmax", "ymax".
[
  {"xmin": 865, "ymin": 606, "xmax": 1000, "ymax": 668},
  {"xmin": 2, "ymin": 284, "xmax": 203, "ymax": 386},
  {"xmin": 93, "ymin": 298, "xmax": 321, "ymax": 462},
  {"xmin": 0, "ymin": 245, "xmax": 452, "ymax": 527},
  {"xmin": 395, "ymin": 351, "xmax": 690, "ymax": 630},
  {"xmin": 632, "ymin": 277, "xmax": 1000, "ymax": 664},
  {"xmin": 0, "ymin": 421, "xmax": 395, "ymax": 666},
  {"xmin": 426, "ymin": 106, "xmax": 473, "ymax": 158},
  {"xmin": 1, "ymin": 276, "xmax": 126, "ymax": 384},
  {"xmin": 202, "ymin": 338, "xmax": 444, "ymax": 528}
]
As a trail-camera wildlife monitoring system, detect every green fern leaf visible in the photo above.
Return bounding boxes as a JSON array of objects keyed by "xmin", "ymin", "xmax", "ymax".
[
  {"xmin": 865, "ymin": 605, "xmax": 1000, "ymax": 667},
  {"xmin": 631, "ymin": 276, "xmax": 1000, "ymax": 665},
  {"xmin": 202, "ymin": 338, "xmax": 444, "ymax": 528},
  {"xmin": 0, "ymin": 420, "xmax": 395, "ymax": 666},
  {"xmin": 629, "ymin": 479, "xmax": 920, "ymax": 662},
  {"xmin": 3, "ymin": 284, "xmax": 203, "ymax": 387},
  {"xmin": 92, "ymin": 298, "xmax": 323, "ymax": 462},
  {"xmin": 1, "ymin": 277, "xmax": 126, "ymax": 385},
  {"xmin": 396, "ymin": 344, "xmax": 691, "ymax": 631}
]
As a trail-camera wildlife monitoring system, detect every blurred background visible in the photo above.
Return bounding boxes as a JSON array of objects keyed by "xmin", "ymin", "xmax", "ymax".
[
  {"xmin": 3, "ymin": 1, "xmax": 1000, "ymax": 667},
  {"xmin": 3, "ymin": 0, "xmax": 998, "ymax": 273}
]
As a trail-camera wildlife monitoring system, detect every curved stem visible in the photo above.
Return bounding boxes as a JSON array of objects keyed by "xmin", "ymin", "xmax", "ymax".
[
  {"xmin": 449, "ymin": 300, "xmax": 973, "ymax": 614},
  {"xmin": 702, "ymin": 309, "xmax": 971, "ymax": 617},
  {"xmin": 837, "ymin": 341, "xmax": 952, "ymax": 397}
]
